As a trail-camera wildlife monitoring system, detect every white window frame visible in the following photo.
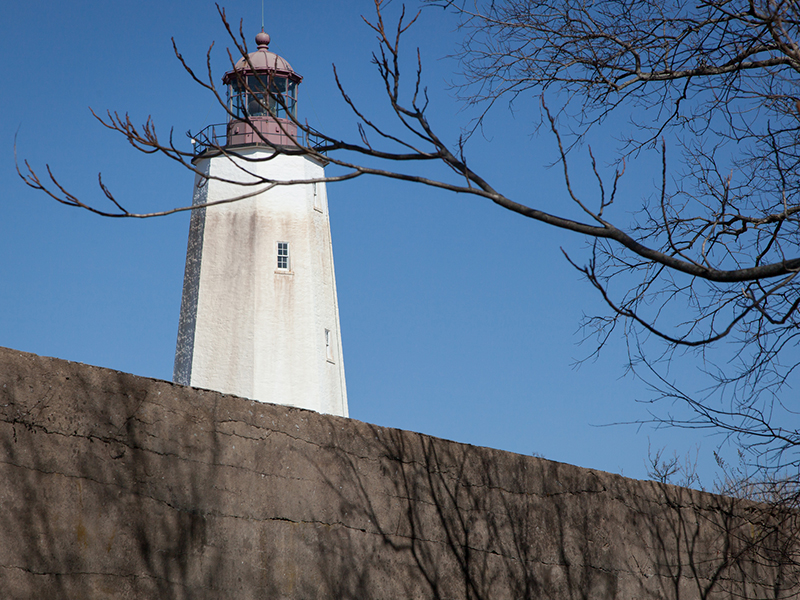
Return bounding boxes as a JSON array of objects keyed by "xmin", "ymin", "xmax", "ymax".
[
  {"xmin": 312, "ymin": 182, "xmax": 322, "ymax": 212},
  {"xmin": 325, "ymin": 329, "xmax": 335, "ymax": 362},
  {"xmin": 277, "ymin": 241, "xmax": 290, "ymax": 270}
]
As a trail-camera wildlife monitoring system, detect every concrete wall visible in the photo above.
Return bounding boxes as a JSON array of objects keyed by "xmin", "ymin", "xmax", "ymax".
[{"xmin": 0, "ymin": 345, "xmax": 796, "ymax": 599}]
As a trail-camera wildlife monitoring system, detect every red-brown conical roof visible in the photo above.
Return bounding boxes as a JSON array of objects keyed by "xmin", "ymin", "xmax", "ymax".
[{"xmin": 224, "ymin": 31, "xmax": 301, "ymax": 82}]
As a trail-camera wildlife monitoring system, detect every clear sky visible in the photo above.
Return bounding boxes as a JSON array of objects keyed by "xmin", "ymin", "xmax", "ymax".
[{"xmin": 1, "ymin": 0, "xmax": 739, "ymax": 483}]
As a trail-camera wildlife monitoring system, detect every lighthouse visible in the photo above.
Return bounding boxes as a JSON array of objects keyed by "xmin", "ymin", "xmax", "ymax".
[{"xmin": 173, "ymin": 31, "xmax": 348, "ymax": 417}]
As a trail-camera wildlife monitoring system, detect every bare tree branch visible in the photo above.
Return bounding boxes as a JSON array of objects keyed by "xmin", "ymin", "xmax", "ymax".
[{"xmin": 16, "ymin": 0, "xmax": 800, "ymax": 486}]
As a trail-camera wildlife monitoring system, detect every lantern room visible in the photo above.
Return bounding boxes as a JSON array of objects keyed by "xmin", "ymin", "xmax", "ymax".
[{"xmin": 222, "ymin": 31, "xmax": 302, "ymax": 147}]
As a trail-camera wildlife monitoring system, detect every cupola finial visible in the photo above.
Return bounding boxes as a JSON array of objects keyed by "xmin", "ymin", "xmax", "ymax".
[{"xmin": 255, "ymin": 31, "xmax": 270, "ymax": 50}]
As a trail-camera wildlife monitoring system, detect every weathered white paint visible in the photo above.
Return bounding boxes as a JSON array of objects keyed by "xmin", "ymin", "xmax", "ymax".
[{"xmin": 174, "ymin": 148, "xmax": 348, "ymax": 417}]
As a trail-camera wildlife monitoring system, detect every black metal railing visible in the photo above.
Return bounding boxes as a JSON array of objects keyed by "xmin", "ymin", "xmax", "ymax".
[
  {"xmin": 187, "ymin": 123, "xmax": 226, "ymax": 156},
  {"xmin": 187, "ymin": 122, "xmax": 329, "ymax": 157}
]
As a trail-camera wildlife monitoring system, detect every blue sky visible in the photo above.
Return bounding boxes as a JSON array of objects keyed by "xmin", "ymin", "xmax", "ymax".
[{"xmin": 1, "ymin": 0, "xmax": 739, "ymax": 482}]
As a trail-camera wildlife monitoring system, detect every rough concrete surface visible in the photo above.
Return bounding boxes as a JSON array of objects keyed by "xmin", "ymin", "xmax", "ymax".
[{"xmin": 0, "ymin": 345, "xmax": 797, "ymax": 599}]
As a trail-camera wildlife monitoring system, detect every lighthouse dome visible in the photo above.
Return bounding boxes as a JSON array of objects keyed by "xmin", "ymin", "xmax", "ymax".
[{"xmin": 224, "ymin": 31, "xmax": 301, "ymax": 80}]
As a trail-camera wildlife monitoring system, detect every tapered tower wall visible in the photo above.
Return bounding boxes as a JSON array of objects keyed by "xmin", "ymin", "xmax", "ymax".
[{"xmin": 174, "ymin": 149, "xmax": 347, "ymax": 416}]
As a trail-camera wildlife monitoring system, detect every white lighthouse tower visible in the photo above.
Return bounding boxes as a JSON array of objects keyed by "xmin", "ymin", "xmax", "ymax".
[{"xmin": 173, "ymin": 31, "xmax": 348, "ymax": 417}]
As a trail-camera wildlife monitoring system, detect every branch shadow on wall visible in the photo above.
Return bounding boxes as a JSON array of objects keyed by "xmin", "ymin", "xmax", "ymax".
[
  {"xmin": 630, "ymin": 477, "xmax": 800, "ymax": 599},
  {"xmin": 0, "ymin": 365, "xmax": 231, "ymax": 599},
  {"xmin": 309, "ymin": 422, "xmax": 800, "ymax": 600},
  {"xmin": 0, "ymin": 352, "xmax": 797, "ymax": 599}
]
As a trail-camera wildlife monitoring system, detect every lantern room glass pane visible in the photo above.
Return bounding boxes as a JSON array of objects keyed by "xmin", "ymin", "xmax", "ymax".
[
  {"xmin": 270, "ymin": 77, "xmax": 288, "ymax": 118},
  {"xmin": 227, "ymin": 73, "xmax": 298, "ymax": 120},
  {"xmin": 228, "ymin": 80, "xmax": 248, "ymax": 119},
  {"xmin": 287, "ymin": 80, "xmax": 297, "ymax": 117},
  {"xmin": 248, "ymin": 75, "xmax": 267, "ymax": 92}
]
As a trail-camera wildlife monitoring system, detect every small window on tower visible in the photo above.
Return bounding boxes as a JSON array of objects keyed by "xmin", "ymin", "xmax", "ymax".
[
  {"xmin": 277, "ymin": 242, "xmax": 289, "ymax": 270},
  {"xmin": 312, "ymin": 182, "xmax": 322, "ymax": 212},
  {"xmin": 325, "ymin": 329, "xmax": 334, "ymax": 362}
]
